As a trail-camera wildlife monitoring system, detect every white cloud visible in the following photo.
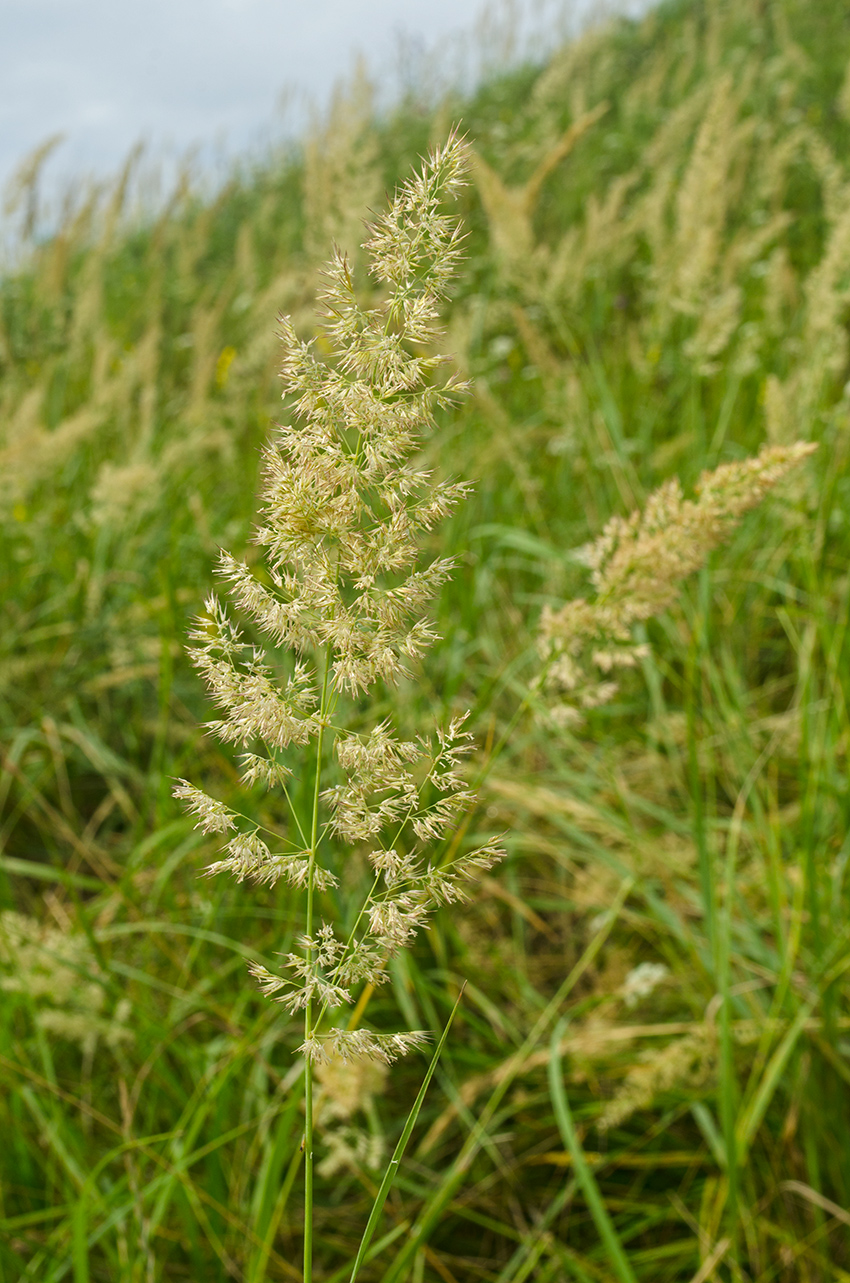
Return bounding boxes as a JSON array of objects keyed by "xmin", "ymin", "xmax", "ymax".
[{"xmin": 0, "ymin": 0, "xmax": 639, "ymax": 201}]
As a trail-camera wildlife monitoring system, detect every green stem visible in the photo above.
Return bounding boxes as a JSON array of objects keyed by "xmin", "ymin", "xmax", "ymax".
[
  {"xmin": 686, "ymin": 633, "xmax": 714, "ymax": 969},
  {"xmin": 304, "ymin": 647, "xmax": 333, "ymax": 1283},
  {"xmin": 718, "ymin": 801, "xmax": 743, "ymax": 1260}
]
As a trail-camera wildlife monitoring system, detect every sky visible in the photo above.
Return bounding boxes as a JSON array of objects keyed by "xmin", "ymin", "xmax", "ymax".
[{"xmin": 1, "ymin": 0, "xmax": 641, "ymax": 212}]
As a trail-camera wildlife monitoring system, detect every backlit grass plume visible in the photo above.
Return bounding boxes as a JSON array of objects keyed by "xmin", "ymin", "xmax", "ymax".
[{"xmin": 173, "ymin": 131, "xmax": 502, "ymax": 1279}]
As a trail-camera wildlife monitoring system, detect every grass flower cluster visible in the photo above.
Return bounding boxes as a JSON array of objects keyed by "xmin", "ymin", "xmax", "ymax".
[{"xmin": 538, "ymin": 442, "xmax": 816, "ymax": 720}]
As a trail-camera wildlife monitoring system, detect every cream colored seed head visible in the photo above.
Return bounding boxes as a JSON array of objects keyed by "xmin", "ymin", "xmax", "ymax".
[
  {"xmin": 173, "ymin": 133, "xmax": 505, "ymax": 1063},
  {"xmin": 539, "ymin": 442, "xmax": 816, "ymax": 723}
]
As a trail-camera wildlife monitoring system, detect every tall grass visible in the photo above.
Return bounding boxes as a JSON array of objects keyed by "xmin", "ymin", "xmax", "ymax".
[{"xmin": 2, "ymin": 0, "xmax": 850, "ymax": 1278}]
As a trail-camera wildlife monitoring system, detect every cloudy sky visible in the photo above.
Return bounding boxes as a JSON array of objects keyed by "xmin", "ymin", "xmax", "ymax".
[{"xmin": 1, "ymin": 0, "xmax": 613, "ymax": 197}]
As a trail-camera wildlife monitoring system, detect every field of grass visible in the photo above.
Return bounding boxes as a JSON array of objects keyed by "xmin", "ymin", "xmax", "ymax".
[{"xmin": 3, "ymin": 0, "xmax": 850, "ymax": 1278}]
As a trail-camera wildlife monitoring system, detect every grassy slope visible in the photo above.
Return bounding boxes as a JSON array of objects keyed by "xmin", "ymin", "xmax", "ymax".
[{"xmin": 2, "ymin": 0, "xmax": 850, "ymax": 1278}]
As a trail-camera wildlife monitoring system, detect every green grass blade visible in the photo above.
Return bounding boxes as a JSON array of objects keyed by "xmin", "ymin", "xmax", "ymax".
[
  {"xmin": 72, "ymin": 1195, "xmax": 89, "ymax": 1283},
  {"xmin": 248, "ymin": 1086, "xmax": 302, "ymax": 1283},
  {"xmin": 0, "ymin": 856, "xmax": 102, "ymax": 891},
  {"xmin": 547, "ymin": 1017, "xmax": 638, "ymax": 1283},
  {"xmin": 325, "ymin": 1224, "xmax": 409, "ymax": 1283},
  {"xmin": 348, "ymin": 986, "xmax": 466, "ymax": 1283},
  {"xmin": 735, "ymin": 1002, "xmax": 814, "ymax": 1164},
  {"xmin": 494, "ymin": 1181, "xmax": 577, "ymax": 1282}
]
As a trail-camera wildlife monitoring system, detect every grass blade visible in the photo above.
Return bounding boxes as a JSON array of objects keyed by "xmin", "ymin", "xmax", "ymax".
[
  {"xmin": 348, "ymin": 985, "xmax": 466, "ymax": 1283},
  {"xmin": 547, "ymin": 1017, "xmax": 638, "ymax": 1283}
]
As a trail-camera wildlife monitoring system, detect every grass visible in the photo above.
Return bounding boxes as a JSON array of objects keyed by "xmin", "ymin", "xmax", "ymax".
[{"xmin": 2, "ymin": 0, "xmax": 850, "ymax": 1277}]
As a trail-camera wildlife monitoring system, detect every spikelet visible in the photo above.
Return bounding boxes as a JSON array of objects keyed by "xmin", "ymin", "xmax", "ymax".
[
  {"xmin": 668, "ymin": 73, "xmax": 749, "ymax": 315},
  {"xmin": 756, "ymin": 123, "xmax": 850, "ymax": 442},
  {"xmin": 537, "ymin": 443, "xmax": 816, "ymax": 723},
  {"xmin": 315, "ymin": 1048, "xmax": 388, "ymax": 1121},
  {"xmin": 621, "ymin": 962, "xmax": 669, "ymax": 1010},
  {"xmin": 90, "ymin": 458, "xmax": 161, "ymax": 527},
  {"xmin": 2, "ymin": 136, "xmax": 65, "ymax": 249},
  {"xmin": 546, "ymin": 168, "xmax": 641, "ymax": 310},
  {"xmin": 317, "ymin": 1127, "xmax": 385, "ymax": 1179},
  {"xmin": 175, "ymin": 132, "xmax": 504, "ymax": 1063}
]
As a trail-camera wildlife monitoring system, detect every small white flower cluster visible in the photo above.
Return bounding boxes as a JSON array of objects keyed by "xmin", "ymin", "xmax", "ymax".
[
  {"xmin": 174, "ymin": 132, "xmax": 504, "ymax": 1064},
  {"xmin": 317, "ymin": 1126, "xmax": 385, "ymax": 1180},
  {"xmin": 621, "ymin": 961, "xmax": 669, "ymax": 1010},
  {"xmin": 538, "ymin": 442, "xmax": 816, "ymax": 723}
]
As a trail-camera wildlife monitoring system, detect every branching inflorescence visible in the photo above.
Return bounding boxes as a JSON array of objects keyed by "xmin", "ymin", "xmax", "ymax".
[
  {"xmin": 174, "ymin": 132, "xmax": 502, "ymax": 1076},
  {"xmin": 537, "ymin": 442, "xmax": 816, "ymax": 723}
]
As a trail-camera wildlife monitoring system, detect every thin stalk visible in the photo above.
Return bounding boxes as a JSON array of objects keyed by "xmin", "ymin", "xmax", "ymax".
[
  {"xmin": 303, "ymin": 646, "xmax": 333, "ymax": 1283},
  {"xmin": 717, "ymin": 798, "xmax": 744, "ymax": 1259},
  {"xmin": 687, "ymin": 658, "xmax": 713, "ymax": 960},
  {"xmin": 688, "ymin": 569, "xmax": 715, "ymax": 969},
  {"xmin": 280, "ymin": 778, "xmax": 309, "ymax": 848},
  {"xmin": 718, "ymin": 729, "xmax": 787, "ymax": 1253}
]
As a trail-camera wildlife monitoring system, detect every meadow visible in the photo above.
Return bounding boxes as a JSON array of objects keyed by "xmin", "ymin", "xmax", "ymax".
[{"xmin": 2, "ymin": 0, "xmax": 850, "ymax": 1278}]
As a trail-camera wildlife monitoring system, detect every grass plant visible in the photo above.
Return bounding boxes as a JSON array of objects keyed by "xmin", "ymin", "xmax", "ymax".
[
  {"xmin": 2, "ymin": 0, "xmax": 850, "ymax": 1278},
  {"xmin": 172, "ymin": 132, "xmax": 504, "ymax": 1282}
]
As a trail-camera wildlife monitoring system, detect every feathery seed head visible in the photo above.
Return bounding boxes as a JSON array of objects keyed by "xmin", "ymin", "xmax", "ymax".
[
  {"xmin": 539, "ymin": 442, "xmax": 816, "ymax": 721},
  {"xmin": 173, "ymin": 133, "xmax": 504, "ymax": 1065},
  {"xmin": 171, "ymin": 780, "xmax": 236, "ymax": 835}
]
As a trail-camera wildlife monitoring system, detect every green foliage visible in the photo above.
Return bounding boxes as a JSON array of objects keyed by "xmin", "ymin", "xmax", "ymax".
[{"xmin": 2, "ymin": 0, "xmax": 850, "ymax": 1278}]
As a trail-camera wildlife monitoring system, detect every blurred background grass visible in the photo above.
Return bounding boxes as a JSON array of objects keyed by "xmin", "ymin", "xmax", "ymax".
[{"xmin": 2, "ymin": 0, "xmax": 850, "ymax": 1277}]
